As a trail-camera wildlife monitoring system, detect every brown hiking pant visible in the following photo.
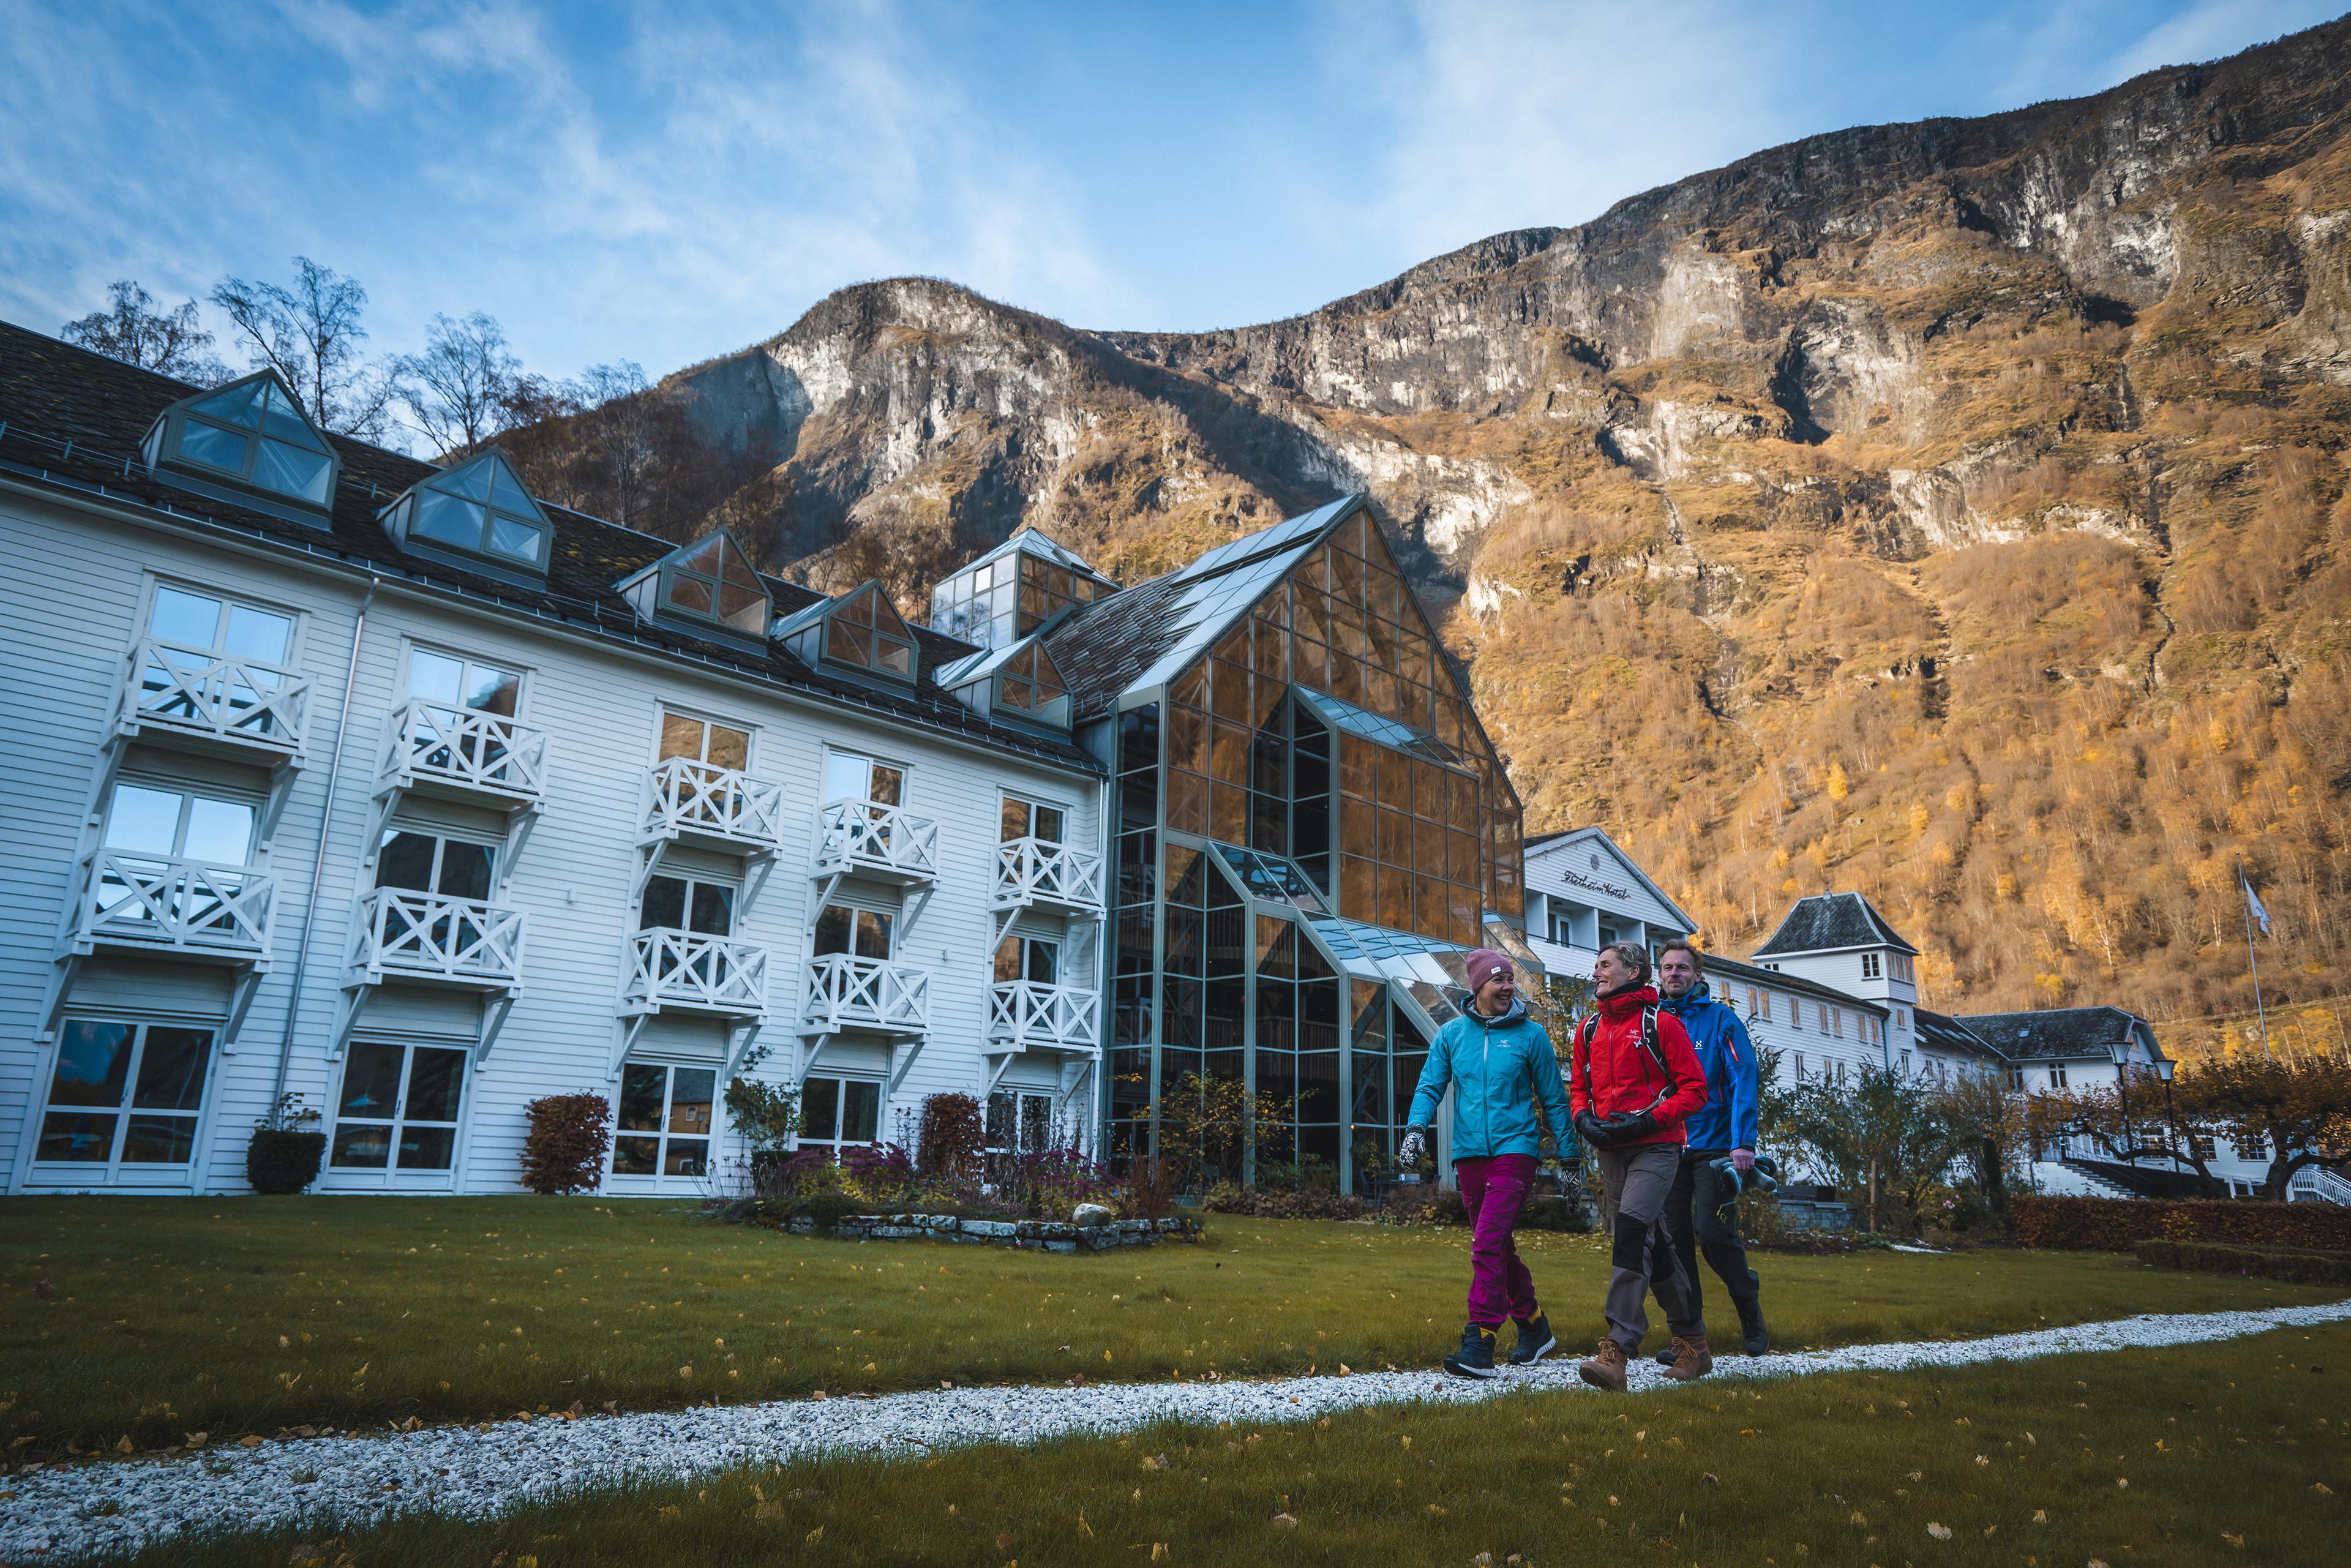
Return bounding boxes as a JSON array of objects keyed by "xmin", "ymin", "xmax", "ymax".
[{"xmin": 1595, "ymin": 1142, "xmax": 1706, "ymax": 1352}]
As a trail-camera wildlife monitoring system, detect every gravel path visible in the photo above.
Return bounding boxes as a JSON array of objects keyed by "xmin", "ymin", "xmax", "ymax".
[{"xmin": 9, "ymin": 1296, "xmax": 2348, "ymax": 1561}]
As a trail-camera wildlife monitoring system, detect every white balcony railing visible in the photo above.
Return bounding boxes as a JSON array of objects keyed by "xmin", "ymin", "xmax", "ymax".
[
  {"xmin": 992, "ymin": 836, "xmax": 1104, "ymax": 913},
  {"xmin": 2290, "ymin": 1165, "xmax": 2351, "ymax": 1206},
  {"xmin": 74, "ymin": 850, "xmax": 275, "ymax": 959},
  {"xmin": 113, "ymin": 638, "xmax": 309, "ymax": 756},
  {"xmin": 378, "ymin": 699, "xmax": 547, "ymax": 804},
  {"xmin": 641, "ymin": 757, "xmax": 784, "ymax": 852},
  {"xmin": 623, "ymin": 928, "xmax": 769, "ymax": 1017},
  {"xmin": 987, "ymin": 980, "xmax": 1100, "ymax": 1051},
  {"xmin": 812, "ymin": 798, "xmax": 939, "ymax": 883},
  {"xmin": 347, "ymin": 888, "xmax": 524, "ymax": 988},
  {"xmin": 801, "ymin": 953, "xmax": 928, "ymax": 1035}
]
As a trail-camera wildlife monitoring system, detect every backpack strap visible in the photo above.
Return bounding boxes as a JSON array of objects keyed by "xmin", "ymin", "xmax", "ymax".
[{"xmin": 1637, "ymin": 1004, "xmax": 1678, "ymax": 1098}]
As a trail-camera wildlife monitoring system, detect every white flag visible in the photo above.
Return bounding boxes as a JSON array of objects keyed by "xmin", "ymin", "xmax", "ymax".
[{"xmin": 2242, "ymin": 872, "xmax": 2272, "ymax": 937}]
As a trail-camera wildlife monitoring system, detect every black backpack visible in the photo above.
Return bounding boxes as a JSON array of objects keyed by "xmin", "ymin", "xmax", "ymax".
[{"xmin": 1575, "ymin": 1005, "xmax": 1678, "ymax": 1101}]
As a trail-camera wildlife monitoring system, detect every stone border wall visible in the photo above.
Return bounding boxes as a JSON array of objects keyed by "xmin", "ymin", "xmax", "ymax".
[{"xmin": 783, "ymin": 1214, "xmax": 1191, "ymax": 1253}]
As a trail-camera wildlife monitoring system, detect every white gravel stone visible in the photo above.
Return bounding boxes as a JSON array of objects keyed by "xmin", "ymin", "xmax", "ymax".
[{"xmin": 7, "ymin": 1296, "xmax": 2345, "ymax": 1559}]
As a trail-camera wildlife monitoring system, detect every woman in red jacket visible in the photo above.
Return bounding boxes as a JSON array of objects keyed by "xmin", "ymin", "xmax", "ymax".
[{"xmin": 1569, "ymin": 941, "xmax": 1712, "ymax": 1390}]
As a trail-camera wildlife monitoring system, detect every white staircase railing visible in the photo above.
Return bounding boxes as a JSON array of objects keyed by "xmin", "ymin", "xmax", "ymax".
[
  {"xmin": 641, "ymin": 757, "xmax": 784, "ymax": 850},
  {"xmin": 2289, "ymin": 1164, "xmax": 2351, "ymax": 1205},
  {"xmin": 378, "ymin": 698, "xmax": 547, "ymax": 802},
  {"xmin": 114, "ymin": 638, "xmax": 308, "ymax": 754},
  {"xmin": 75, "ymin": 850, "xmax": 275, "ymax": 958},
  {"xmin": 801, "ymin": 954, "xmax": 928, "ymax": 1034},
  {"xmin": 992, "ymin": 836, "xmax": 1103, "ymax": 912},
  {"xmin": 986, "ymin": 980, "xmax": 1100, "ymax": 1051},
  {"xmin": 623, "ymin": 928, "xmax": 769, "ymax": 1016},
  {"xmin": 348, "ymin": 888, "xmax": 524, "ymax": 986},
  {"xmin": 813, "ymin": 798, "xmax": 939, "ymax": 882}
]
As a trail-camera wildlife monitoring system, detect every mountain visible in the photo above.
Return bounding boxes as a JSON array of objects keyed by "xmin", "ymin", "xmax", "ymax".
[{"xmin": 499, "ymin": 18, "xmax": 2351, "ymax": 1031}]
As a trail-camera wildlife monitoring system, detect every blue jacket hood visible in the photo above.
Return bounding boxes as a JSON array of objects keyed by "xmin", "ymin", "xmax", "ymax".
[{"xmin": 1660, "ymin": 980, "xmax": 1761, "ymax": 1152}]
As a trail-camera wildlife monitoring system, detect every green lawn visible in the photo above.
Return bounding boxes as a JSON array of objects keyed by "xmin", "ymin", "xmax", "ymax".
[
  {"xmin": 117, "ymin": 1317, "xmax": 2351, "ymax": 1567},
  {"xmin": 2, "ymin": 1196, "xmax": 2340, "ymax": 1456}
]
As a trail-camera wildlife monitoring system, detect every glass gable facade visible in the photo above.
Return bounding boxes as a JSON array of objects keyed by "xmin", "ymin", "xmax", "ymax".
[
  {"xmin": 1097, "ymin": 498, "xmax": 1529, "ymax": 1194},
  {"xmin": 140, "ymin": 370, "xmax": 339, "ymax": 519},
  {"xmin": 932, "ymin": 530, "xmax": 1116, "ymax": 652},
  {"xmin": 380, "ymin": 449, "xmax": 552, "ymax": 574}
]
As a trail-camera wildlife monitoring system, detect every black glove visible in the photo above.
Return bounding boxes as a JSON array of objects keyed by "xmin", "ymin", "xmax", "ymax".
[
  {"xmin": 1604, "ymin": 1109, "xmax": 1659, "ymax": 1144},
  {"xmin": 1573, "ymin": 1110, "xmax": 1616, "ymax": 1149}
]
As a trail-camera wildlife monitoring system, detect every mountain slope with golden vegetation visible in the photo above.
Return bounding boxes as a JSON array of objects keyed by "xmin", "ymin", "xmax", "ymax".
[{"xmin": 502, "ymin": 19, "xmax": 2351, "ymax": 1029}]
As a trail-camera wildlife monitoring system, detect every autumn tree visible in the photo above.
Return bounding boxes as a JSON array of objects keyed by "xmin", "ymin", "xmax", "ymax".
[
  {"xmin": 2027, "ymin": 1058, "xmax": 2351, "ymax": 1199},
  {"xmin": 396, "ymin": 310, "xmax": 523, "ymax": 457},
  {"xmin": 61, "ymin": 280, "xmax": 227, "ymax": 383},
  {"xmin": 210, "ymin": 257, "xmax": 394, "ymax": 438}
]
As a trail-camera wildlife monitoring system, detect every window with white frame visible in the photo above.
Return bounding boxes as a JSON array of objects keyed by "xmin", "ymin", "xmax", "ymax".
[
  {"xmin": 2230, "ymin": 1131, "xmax": 2268, "ymax": 1161},
  {"xmin": 986, "ymin": 1088, "xmax": 1060, "ymax": 1180},
  {"xmin": 330, "ymin": 1041, "xmax": 468, "ymax": 1172},
  {"xmin": 640, "ymin": 873, "xmax": 735, "ymax": 937},
  {"xmin": 812, "ymin": 902, "xmax": 891, "ymax": 959},
  {"xmin": 1861, "ymin": 951, "xmax": 1881, "ymax": 979},
  {"xmin": 103, "ymin": 780, "xmax": 257, "ymax": 869},
  {"xmin": 2190, "ymin": 1131, "xmax": 2217, "ymax": 1161},
  {"xmin": 994, "ymin": 934, "xmax": 1060, "ymax": 985},
  {"xmin": 612, "ymin": 1064, "xmax": 716, "ymax": 1177},
  {"xmin": 1000, "ymin": 793, "xmax": 1067, "ymax": 845},
  {"xmin": 405, "ymin": 647, "xmax": 521, "ymax": 717},
  {"xmin": 1791, "ymin": 1052, "xmax": 1805, "ymax": 1081},
  {"xmin": 800, "ymin": 1076, "xmax": 880, "ymax": 1156},
  {"xmin": 823, "ymin": 751, "xmax": 906, "ymax": 809},
  {"xmin": 2047, "ymin": 1063, "xmax": 2069, "ymax": 1089},
  {"xmin": 374, "ymin": 830, "xmax": 495, "ymax": 899},
  {"xmin": 1899, "ymin": 1049, "xmax": 1911, "ymax": 1076},
  {"xmin": 36, "ymin": 1018, "xmax": 216, "ymax": 1170},
  {"xmin": 657, "ymin": 709, "xmax": 751, "ymax": 770},
  {"xmin": 1890, "ymin": 952, "xmax": 1916, "ymax": 983},
  {"xmin": 143, "ymin": 582, "xmax": 296, "ymax": 666}
]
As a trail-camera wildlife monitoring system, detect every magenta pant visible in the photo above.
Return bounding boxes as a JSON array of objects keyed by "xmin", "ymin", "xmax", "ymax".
[{"xmin": 1456, "ymin": 1153, "xmax": 1540, "ymax": 1327}]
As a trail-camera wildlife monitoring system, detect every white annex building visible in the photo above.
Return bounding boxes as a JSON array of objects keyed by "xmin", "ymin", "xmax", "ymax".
[{"xmin": 0, "ymin": 323, "xmax": 1540, "ymax": 1197}]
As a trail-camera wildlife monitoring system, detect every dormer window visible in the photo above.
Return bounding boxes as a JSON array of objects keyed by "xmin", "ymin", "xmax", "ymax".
[
  {"xmin": 140, "ymin": 370, "xmax": 338, "ymax": 521},
  {"xmin": 822, "ymin": 584, "xmax": 917, "ymax": 681},
  {"xmin": 617, "ymin": 530, "xmax": 774, "ymax": 650},
  {"xmin": 994, "ymin": 641, "xmax": 1070, "ymax": 727},
  {"xmin": 380, "ymin": 450, "xmax": 552, "ymax": 576}
]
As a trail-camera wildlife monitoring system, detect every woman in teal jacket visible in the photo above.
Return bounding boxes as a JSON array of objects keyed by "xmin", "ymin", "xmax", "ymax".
[{"xmin": 1402, "ymin": 950, "xmax": 1574, "ymax": 1378}]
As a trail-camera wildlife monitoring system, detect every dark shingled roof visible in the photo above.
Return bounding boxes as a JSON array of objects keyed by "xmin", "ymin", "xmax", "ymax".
[
  {"xmin": 1952, "ymin": 1005, "xmax": 2158, "ymax": 1063},
  {"xmin": 1041, "ymin": 569, "xmax": 1209, "ymax": 721},
  {"xmin": 1914, "ymin": 1008, "xmax": 2008, "ymax": 1065},
  {"xmin": 1752, "ymin": 891, "xmax": 1919, "ymax": 957},
  {"xmin": 0, "ymin": 321, "xmax": 1098, "ymax": 775}
]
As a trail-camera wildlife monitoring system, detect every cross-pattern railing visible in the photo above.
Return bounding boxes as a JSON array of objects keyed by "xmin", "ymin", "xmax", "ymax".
[
  {"xmin": 624, "ymin": 928, "xmax": 770, "ymax": 1016},
  {"xmin": 642, "ymin": 757, "xmax": 784, "ymax": 850},
  {"xmin": 2290, "ymin": 1164, "xmax": 2351, "ymax": 1206},
  {"xmin": 114, "ymin": 638, "xmax": 309, "ymax": 754},
  {"xmin": 348, "ymin": 888, "xmax": 524, "ymax": 986},
  {"xmin": 992, "ymin": 836, "xmax": 1104, "ymax": 912},
  {"xmin": 378, "ymin": 698, "xmax": 547, "ymax": 802},
  {"xmin": 77, "ymin": 850, "xmax": 275, "ymax": 957},
  {"xmin": 801, "ymin": 954, "xmax": 928, "ymax": 1034},
  {"xmin": 813, "ymin": 798, "xmax": 939, "ymax": 882},
  {"xmin": 987, "ymin": 980, "xmax": 1100, "ymax": 1051}
]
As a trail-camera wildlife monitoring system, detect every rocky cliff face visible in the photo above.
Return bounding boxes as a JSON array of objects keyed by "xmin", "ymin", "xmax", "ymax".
[{"xmin": 515, "ymin": 18, "xmax": 2351, "ymax": 1029}]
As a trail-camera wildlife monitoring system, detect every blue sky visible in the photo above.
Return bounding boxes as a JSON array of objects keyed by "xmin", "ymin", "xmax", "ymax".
[{"xmin": 3, "ymin": 0, "xmax": 2342, "ymax": 386}]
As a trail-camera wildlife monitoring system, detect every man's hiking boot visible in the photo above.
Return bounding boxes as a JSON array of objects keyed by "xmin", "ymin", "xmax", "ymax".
[
  {"xmin": 1660, "ymin": 1334, "xmax": 1714, "ymax": 1382},
  {"xmin": 1507, "ymin": 1313, "xmax": 1557, "ymax": 1367},
  {"xmin": 1442, "ymin": 1322, "xmax": 1499, "ymax": 1380},
  {"xmin": 1739, "ymin": 1305, "xmax": 1769, "ymax": 1356},
  {"xmin": 1576, "ymin": 1337, "xmax": 1629, "ymax": 1392}
]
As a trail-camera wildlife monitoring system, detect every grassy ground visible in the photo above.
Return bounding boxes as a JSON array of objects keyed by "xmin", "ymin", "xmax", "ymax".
[
  {"xmin": 115, "ymin": 1317, "xmax": 2351, "ymax": 1567},
  {"xmin": 2, "ymin": 1196, "xmax": 2341, "ymax": 1455}
]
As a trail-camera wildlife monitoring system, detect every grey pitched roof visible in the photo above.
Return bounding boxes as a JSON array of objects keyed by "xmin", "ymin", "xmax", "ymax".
[
  {"xmin": 1043, "ymin": 494, "xmax": 1363, "ymax": 720},
  {"xmin": 1913, "ymin": 1008, "xmax": 2008, "ymax": 1065},
  {"xmin": 1752, "ymin": 891, "xmax": 1920, "ymax": 957},
  {"xmin": 0, "ymin": 321, "xmax": 1098, "ymax": 776},
  {"xmin": 1951, "ymin": 1006, "xmax": 2160, "ymax": 1063}
]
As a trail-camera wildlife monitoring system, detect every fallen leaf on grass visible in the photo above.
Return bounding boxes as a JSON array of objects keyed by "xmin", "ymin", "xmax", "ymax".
[
  {"xmin": 239, "ymin": 1436, "xmax": 263, "ymax": 1449},
  {"xmin": 1270, "ymin": 1514, "xmax": 1297, "ymax": 1530},
  {"xmin": 2032, "ymin": 1510, "xmax": 2047, "ymax": 1525},
  {"xmin": 1702, "ymin": 1474, "xmax": 1719, "ymax": 1487},
  {"xmin": 1149, "ymin": 1545, "xmax": 1168, "ymax": 1561},
  {"xmin": 806, "ymin": 1526, "xmax": 824, "ymax": 1547},
  {"xmin": 1142, "ymin": 1454, "xmax": 1169, "ymax": 1471},
  {"xmin": 1077, "ymin": 1513, "xmax": 1093, "ymax": 1539},
  {"xmin": 657, "ymin": 1506, "xmax": 679, "ymax": 1521},
  {"xmin": 997, "ymin": 1532, "xmax": 1014, "ymax": 1551},
  {"xmin": 2316, "ymin": 1484, "xmax": 2334, "ymax": 1495},
  {"xmin": 1849, "ymin": 1512, "xmax": 1867, "ymax": 1527},
  {"xmin": 1927, "ymin": 1523, "xmax": 1952, "ymax": 1540},
  {"xmin": 2221, "ymin": 1534, "xmax": 2246, "ymax": 1548}
]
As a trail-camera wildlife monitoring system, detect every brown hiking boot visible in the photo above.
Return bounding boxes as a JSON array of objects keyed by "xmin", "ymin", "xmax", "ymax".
[
  {"xmin": 1577, "ymin": 1337, "xmax": 1629, "ymax": 1392},
  {"xmin": 1660, "ymin": 1334, "xmax": 1714, "ymax": 1382}
]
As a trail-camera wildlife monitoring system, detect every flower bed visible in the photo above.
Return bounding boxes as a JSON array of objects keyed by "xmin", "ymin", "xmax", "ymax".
[{"xmin": 779, "ymin": 1212, "xmax": 1192, "ymax": 1253}]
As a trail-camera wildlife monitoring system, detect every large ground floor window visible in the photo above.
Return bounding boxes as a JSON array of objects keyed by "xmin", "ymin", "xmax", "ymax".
[
  {"xmin": 36, "ymin": 1018, "xmax": 214, "ymax": 1176},
  {"xmin": 612, "ymin": 1063, "xmax": 716, "ymax": 1179},
  {"xmin": 330, "ymin": 1041, "xmax": 468, "ymax": 1179},
  {"xmin": 799, "ymin": 1075, "xmax": 880, "ymax": 1157},
  {"xmin": 986, "ymin": 1087, "xmax": 1059, "ymax": 1182}
]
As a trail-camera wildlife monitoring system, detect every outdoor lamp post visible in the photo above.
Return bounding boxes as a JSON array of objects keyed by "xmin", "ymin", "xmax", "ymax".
[
  {"xmin": 2117, "ymin": 1055, "xmax": 2134, "ymax": 1171},
  {"xmin": 2158, "ymin": 1056, "xmax": 2180, "ymax": 1182}
]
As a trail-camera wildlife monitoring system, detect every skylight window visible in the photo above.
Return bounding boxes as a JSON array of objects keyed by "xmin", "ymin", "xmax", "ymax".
[
  {"xmin": 663, "ymin": 533, "xmax": 770, "ymax": 636},
  {"xmin": 822, "ymin": 583, "xmax": 917, "ymax": 681},
  {"xmin": 994, "ymin": 640, "xmax": 1070, "ymax": 726},
  {"xmin": 380, "ymin": 450, "xmax": 552, "ymax": 573},
  {"xmin": 141, "ymin": 370, "xmax": 339, "ymax": 517}
]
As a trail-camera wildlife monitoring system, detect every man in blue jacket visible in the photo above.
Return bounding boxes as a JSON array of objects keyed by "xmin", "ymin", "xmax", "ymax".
[
  {"xmin": 1655, "ymin": 940, "xmax": 1770, "ymax": 1357},
  {"xmin": 1401, "ymin": 948, "xmax": 1574, "ymax": 1379}
]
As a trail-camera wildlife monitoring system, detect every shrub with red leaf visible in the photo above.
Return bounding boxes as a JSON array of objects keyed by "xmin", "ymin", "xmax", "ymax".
[
  {"xmin": 520, "ymin": 1092, "xmax": 612, "ymax": 1195},
  {"xmin": 2014, "ymin": 1194, "xmax": 2351, "ymax": 1250},
  {"xmin": 916, "ymin": 1092, "xmax": 987, "ymax": 1182}
]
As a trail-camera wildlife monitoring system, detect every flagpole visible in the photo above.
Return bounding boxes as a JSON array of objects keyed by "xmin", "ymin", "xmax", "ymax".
[{"xmin": 2238, "ymin": 855, "xmax": 2271, "ymax": 1064}]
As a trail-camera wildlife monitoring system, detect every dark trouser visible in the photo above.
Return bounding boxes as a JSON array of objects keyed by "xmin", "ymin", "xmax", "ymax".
[
  {"xmin": 1455, "ymin": 1153, "xmax": 1539, "ymax": 1327},
  {"xmin": 1665, "ymin": 1147, "xmax": 1762, "ymax": 1330},
  {"xmin": 1594, "ymin": 1143, "xmax": 1704, "ymax": 1352}
]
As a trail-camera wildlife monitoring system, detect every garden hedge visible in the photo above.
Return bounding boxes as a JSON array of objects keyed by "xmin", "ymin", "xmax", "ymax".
[
  {"xmin": 2135, "ymin": 1239, "xmax": 2351, "ymax": 1285},
  {"xmin": 2014, "ymin": 1193, "xmax": 2351, "ymax": 1250}
]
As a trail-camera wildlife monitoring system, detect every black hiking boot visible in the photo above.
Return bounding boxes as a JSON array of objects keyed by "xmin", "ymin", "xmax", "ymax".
[
  {"xmin": 1442, "ymin": 1321, "xmax": 1499, "ymax": 1379},
  {"xmin": 1739, "ymin": 1304, "xmax": 1769, "ymax": 1356},
  {"xmin": 1507, "ymin": 1312, "xmax": 1556, "ymax": 1367}
]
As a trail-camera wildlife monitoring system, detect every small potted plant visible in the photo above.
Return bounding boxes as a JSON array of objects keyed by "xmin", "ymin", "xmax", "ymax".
[{"xmin": 247, "ymin": 1093, "xmax": 326, "ymax": 1195}]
